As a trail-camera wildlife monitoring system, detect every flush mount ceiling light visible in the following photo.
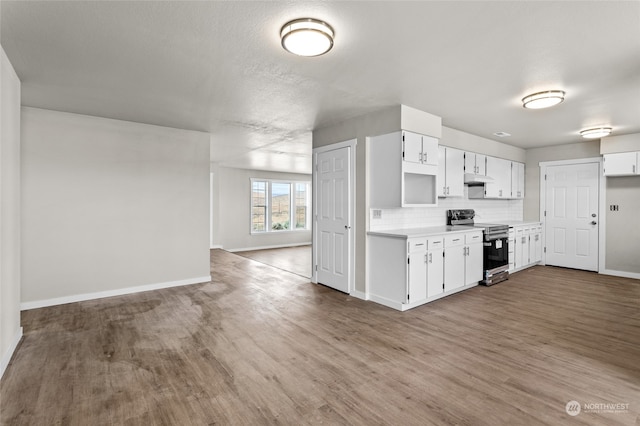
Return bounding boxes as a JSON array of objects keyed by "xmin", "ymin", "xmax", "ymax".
[
  {"xmin": 580, "ymin": 127, "xmax": 612, "ymax": 139},
  {"xmin": 281, "ymin": 18, "xmax": 334, "ymax": 57},
  {"xmin": 522, "ymin": 90, "xmax": 565, "ymax": 109}
]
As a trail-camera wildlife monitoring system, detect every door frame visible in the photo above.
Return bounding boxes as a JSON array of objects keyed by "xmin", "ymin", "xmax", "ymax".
[
  {"xmin": 311, "ymin": 139, "xmax": 357, "ymax": 294},
  {"xmin": 539, "ymin": 157, "xmax": 606, "ymax": 272}
]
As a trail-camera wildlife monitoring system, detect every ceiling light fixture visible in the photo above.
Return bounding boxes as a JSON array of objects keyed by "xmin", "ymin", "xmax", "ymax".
[
  {"xmin": 280, "ymin": 18, "xmax": 334, "ymax": 57},
  {"xmin": 522, "ymin": 90, "xmax": 565, "ymax": 109},
  {"xmin": 580, "ymin": 127, "xmax": 612, "ymax": 139}
]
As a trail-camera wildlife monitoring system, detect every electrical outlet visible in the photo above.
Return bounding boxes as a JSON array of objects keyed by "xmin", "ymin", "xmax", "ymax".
[
  {"xmin": 372, "ymin": 209, "xmax": 382, "ymax": 219},
  {"xmin": 609, "ymin": 205, "xmax": 619, "ymax": 211}
]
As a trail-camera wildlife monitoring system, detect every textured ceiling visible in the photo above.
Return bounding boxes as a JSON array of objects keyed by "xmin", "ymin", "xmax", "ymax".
[{"xmin": 2, "ymin": 1, "xmax": 640, "ymax": 174}]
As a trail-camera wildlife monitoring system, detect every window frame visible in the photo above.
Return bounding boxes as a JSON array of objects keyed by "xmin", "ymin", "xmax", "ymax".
[{"xmin": 250, "ymin": 178, "xmax": 311, "ymax": 234}]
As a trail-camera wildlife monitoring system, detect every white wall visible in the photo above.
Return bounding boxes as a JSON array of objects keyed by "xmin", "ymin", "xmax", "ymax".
[
  {"xmin": 600, "ymin": 133, "xmax": 640, "ymax": 274},
  {"xmin": 21, "ymin": 107, "xmax": 211, "ymax": 307},
  {"xmin": 1, "ymin": 46, "xmax": 22, "ymax": 378},
  {"xmin": 214, "ymin": 166, "xmax": 312, "ymax": 251}
]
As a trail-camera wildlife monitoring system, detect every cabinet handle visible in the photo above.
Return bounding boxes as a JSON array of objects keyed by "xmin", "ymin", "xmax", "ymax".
[
  {"xmin": 424, "ymin": 253, "xmax": 428, "ymax": 263},
  {"xmin": 634, "ymin": 165, "xmax": 636, "ymax": 174},
  {"xmin": 443, "ymin": 186, "xmax": 447, "ymax": 195},
  {"xmin": 446, "ymin": 186, "xmax": 450, "ymax": 195},
  {"xmin": 428, "ymin": 253, "xmax": 433, "ymax": 263}
]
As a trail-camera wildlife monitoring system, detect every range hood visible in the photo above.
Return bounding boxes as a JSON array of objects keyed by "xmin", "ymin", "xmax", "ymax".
[{"xmin": 464, "ymin": 173, "xmax": 494, "ymax": 185}]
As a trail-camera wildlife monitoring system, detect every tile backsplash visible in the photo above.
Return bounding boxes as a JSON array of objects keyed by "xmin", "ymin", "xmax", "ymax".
[{"xmin": 369, "ymin": 187, "xmax": 523, "ymax": 231}]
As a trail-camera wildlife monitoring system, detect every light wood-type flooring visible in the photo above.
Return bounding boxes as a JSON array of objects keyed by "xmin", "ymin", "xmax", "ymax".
[
  {"xmin": 235, "ymin": 245, "xmax": 311, "ymax": 278},
  {"xmin": 1, "ymin": 250, "xmax": 639, "ymax": 425}
]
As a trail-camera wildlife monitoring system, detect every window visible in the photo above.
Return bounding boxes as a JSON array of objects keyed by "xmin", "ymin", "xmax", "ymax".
[{"xmin": 251, "ymin": 179, "xmax": 311, "ymax": 233}]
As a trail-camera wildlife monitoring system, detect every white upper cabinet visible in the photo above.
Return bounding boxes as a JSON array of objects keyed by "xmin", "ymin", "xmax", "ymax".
[
  {"xmin": 603, "ymin": 152, "xmax": 638, "ymax": 176},
  {"xmin": 464, "ymin": 152, "xmax": 486, "ymax": 175},
  {"xmin": 484, "ymin": 156, "xmax": 512, "ymax": 198},
  {"xmin": 402, "ymin": 131, "xmax": 439, "ymax": 167},
  {"xmin": 403, "ymin": 131, "xmax": 423, "ymax": 164},
  {"xmin": 369, "ymin": 131, "xmax": 438, "ymax": 208},
  {"xmin": 437, "ymin": 146, "xmax": 464, "ymax": 197},
  {"xmin": 511, "ymin": 161, "xmax": 525, "ymax": 199}
]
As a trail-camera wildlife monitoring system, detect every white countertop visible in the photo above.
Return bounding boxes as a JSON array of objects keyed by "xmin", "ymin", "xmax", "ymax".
[
  {"xmin": 368, "ymin": 225, "xmax": 480, "ymax": 239},
  {"xmin": 502, "ymin": 220, "xmax": 542, "ymax": 227}
]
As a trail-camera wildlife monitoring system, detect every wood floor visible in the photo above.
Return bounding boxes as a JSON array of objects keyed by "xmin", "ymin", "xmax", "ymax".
[
  {"xmin": 235, "ymin": 245, "xmax": 311, "ymax": 278},
  {"xmin": 2, "ymin": 250, "xmax": 639, "ymax": 425}
]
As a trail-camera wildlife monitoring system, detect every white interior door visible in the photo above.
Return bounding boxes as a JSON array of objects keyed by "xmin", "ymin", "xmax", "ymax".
[
  {"xmin": 544, "ymin": 162, "xmax": 599, "ymax": 271},
  {"xmin": 316, "ymin": 146, "xmax": 350, "ymax": 293}
]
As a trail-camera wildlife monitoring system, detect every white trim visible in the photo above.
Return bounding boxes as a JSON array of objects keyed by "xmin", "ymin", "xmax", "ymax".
[
  {"xmin": 600, "ymin": 269, "xmax": 640, "ymax": 280},
  {"xmin": 210, "ymin": 171, "xmax": 215, "ymax": 249},
  {"xmin": 210, "ymin": 244, "xmax": 224, "ymax": 249},
  {"xmin": 226, "ymin": 242, "xmax": 311, "ymax": 253},
  {"xmin": 1, "ymin": 327, "xmax": 23, "ymax": 379},
  {"xmin": 312, "ymin": 139, "xmax": 357, "ymax": 292},
  {"xmin": 539, "ymin": 157, "xmax": 604, "ymax": 272},
  {"xmin": 350, "ymin": 289, "xmax": 368, "ymax": 301},
  {"xmin": 20, "ymin": 275, "xmax": 212, "ymax": 311}
]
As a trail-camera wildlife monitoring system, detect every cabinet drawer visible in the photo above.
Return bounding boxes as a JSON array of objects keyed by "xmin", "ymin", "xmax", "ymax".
[
  {"xmin": 408, "ymin": 238, "xmax": 427, "ymax": 252},
  {"xmin": 428, "ymin": 237, "xmax": 444, "ymax": 249},
  {"xmin": 465, "ymin": 232, "xmax": 483, "ymax": 244},
  {"xmin": 444, "ymin": 234, "xmax": 465, "ymax": 247}
]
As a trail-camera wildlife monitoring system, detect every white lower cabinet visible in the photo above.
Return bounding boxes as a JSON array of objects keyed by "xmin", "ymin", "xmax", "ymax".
[
  {"xmin": 407, "ymin": 238, "xmax": 428, "ymax": 303},
  {"xmin": 465, "ymin": 233, "xmax": 484, "ymax": 285},
  {"xmin": 444, "ymin": 231, "xmax": 483, "ymax": 292},
  {"xmin": 427, "ymin": 238, "xmax": 445, "ymax": 298},
  {"xmin": 368, "ymin": 229, "xmax": 482, "ymax": 311},
  {"xmin": 510, "ymin": 223, "xmax": 542, "ymax": 273}
]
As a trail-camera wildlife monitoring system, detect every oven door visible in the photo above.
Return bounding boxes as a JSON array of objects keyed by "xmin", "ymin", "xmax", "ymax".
[{"xmin": 484, "ymin": 236, "xmax": 509, "ymax": 271}]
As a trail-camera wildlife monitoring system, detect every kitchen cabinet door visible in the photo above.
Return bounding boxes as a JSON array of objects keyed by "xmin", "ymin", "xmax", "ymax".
[
  {"xmin": 485, "ymin": 156, "xmax": 511, "ymax": 198},
  {"xmin": 515, "ymin": 228, "xmax": 530, "ymax": 268},
  {"xmin": 437, "ymin": 146, "xmax": 447, "ymax": 197},
  {"xmin": 445, "ymin": 147, "xmax": 464, "ymax": 197},
  {"xmin": 603, "ymin": 152, "xmax": 638, "ymax": 176},
  {"xmin": 407, "ymin": 238, "xmax": 427, "ymax": 303},
  {"xmin": 438, "ymin": 146, "xmax": 464, "ymax": 197},
  {"xmin": 530, "ymin": 230, "xmax": 542, "ymax": 263},
  {"xmin": 465, "ymin": 152, "xmax": 486, "ymax": 175},
  {"xmin": 422, "ymin": 135, "xmax": 439, "ymax": 166},
  {"xmin": 408, "ymin": 251, "xmax": 427, "ymax": 303},
  {"xmin": 511, "ymin": 162, "xmax": 525, "ymax": 198},
  {"xmin": 427, "ymin": 248, "xmax": 444, "ymax": 297},
  {"xmin": 508, "ymin": 229, "xmax": 516, "ymax": 272},
  {"xmin": 476, "ymin": 154, "xmax": 487, "ymax": 175},
  {"xmin": 465, "ymin": 241, "xmax": 483, "ymax": 285},
  {"xmin": 444, "ymin": 236, "xmax": 465, "ymax": 291},
  {"xmin": 402, "ymin": 131, "xmax": 423, "ymax": 164}
]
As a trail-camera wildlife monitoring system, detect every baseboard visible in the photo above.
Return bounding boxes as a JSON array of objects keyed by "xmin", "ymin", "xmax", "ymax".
[
  {"xmin": 227, "ymin": 242, "xmax": 311, "ymax": 252},
  {"xmin": 20, "ymin": 275, "xmax": 212, "ymax": 311},
  {"xmin": 1, "ymin": 327, "xmax": 23, "ymax": 379},
  {"xmin": 350, "ymin": 289, "xmax": 368, "ymax": 300},
  {"xmin": 600, "ymin": 269, "xmax": 640, "ymax": 280},
  {"xmin": 210, "ymin": 245, "xmax": 223, "ymax": 249}
]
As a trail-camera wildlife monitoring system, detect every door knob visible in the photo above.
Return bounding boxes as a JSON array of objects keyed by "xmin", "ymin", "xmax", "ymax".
[
  {"xmin": 592, "ymin": 213, "xmax": 597, "ymax": 217},
  {"xmin": 590, "ymin": 221, "xmax": 597, "ymax": 225},
  {"xmin": 344, "ymin": 225, "xmax": 351, "ymax": 229}
]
